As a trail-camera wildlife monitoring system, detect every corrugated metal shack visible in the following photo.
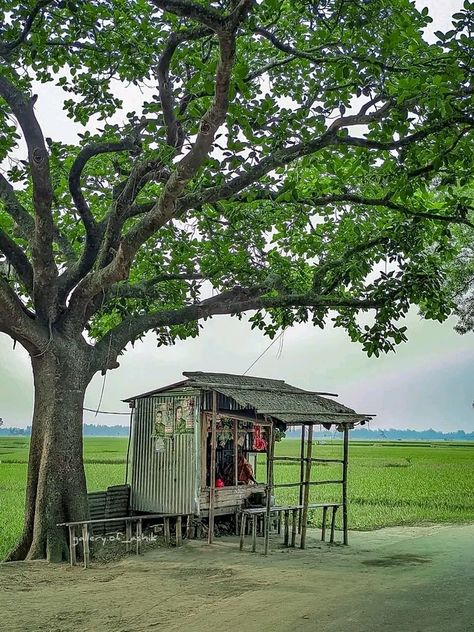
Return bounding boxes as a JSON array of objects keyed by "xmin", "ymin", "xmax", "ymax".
[{"xmin": 124, "ymin": 371, "xmax": 372, "ymax": 547}]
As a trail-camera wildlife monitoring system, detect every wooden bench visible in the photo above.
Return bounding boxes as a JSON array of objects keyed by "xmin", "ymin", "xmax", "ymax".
[
  {"xmin": 57, "ymin": 512, "xmax": 193, "ymax": 568},
  {"xmin": 239, "ymin": 503, "xmax": 341, "ymax": 552}
]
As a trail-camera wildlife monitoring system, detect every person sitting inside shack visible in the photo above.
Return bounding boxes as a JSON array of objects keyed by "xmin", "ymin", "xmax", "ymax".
[{"xmin": 222, "ymin": 453, "xmax": 256, "ymax": 486}]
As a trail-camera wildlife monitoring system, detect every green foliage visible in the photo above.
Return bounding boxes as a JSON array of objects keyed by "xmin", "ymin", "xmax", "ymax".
[{"xmin": 0, "ymin": 0, "xmax": 473, "ymax": 354}]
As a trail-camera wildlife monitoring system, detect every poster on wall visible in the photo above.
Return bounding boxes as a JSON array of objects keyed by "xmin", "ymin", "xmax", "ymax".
[
  {"xmin": 153, "ymin": 400, "xmax": 173, "ymax": 438},
  {"xmin": 175, "ymin": 397, "xmax": 195, "ymax": 434}
]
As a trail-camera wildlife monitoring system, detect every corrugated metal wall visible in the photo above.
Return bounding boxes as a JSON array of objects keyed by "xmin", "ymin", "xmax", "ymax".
[{"xmin": 130, "ymin": 391, "xmax": 200, "ymax": 514}]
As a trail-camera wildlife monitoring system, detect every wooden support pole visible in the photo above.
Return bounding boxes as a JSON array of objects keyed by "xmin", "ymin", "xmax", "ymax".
[
  {"xmin": 164, "ymin": 517, "xmax": 170, "ymax": 545},
  {"xmin": 300, "ymin": 424, "xmax": 314, "ymax": 550},
  {"xmin": 136, "ymin": 518, "xmax": 142, "ymax": 555},
  {"xmin": 239, "ymin": 513, "xmax": 247, "ymax": 551},
  {"xmin": 69, "ymin": 526, "xmax": 76, "ymax": 566},
  {"xmin": 176, "ymin": 516, "xmax": 182, "ymax": 547},
  {"xmin": 125, "ymin": 521, "xmax": 132, "ymax": 553},
  {"xmin": 291, "ymin": 509, "xmax": 298, "ymax": 547},
  {"xmin": 208, "ymin": 391, "xmax": 217, "ymax": 545},
  {"xmin": 82, "ymin": 524, "xmax": 90, "ymax": 569},
  {"xmin": 233, "ymin": 418, "xmax": 238, "ymax": 486},
  {"xmin": 264, "ymin": 422, "xmax": 274, "ymax": 556},
  {"xmin": 186, "ymin": 515, "xmax": 193, "ymax": 539},
  {"xmin": 321, "ymin": 506, "xmax": 328, "ymax": 541},
  {"xmin": 252, "ymin": 515, "xmax": 257, "ymax": 553},
  {"xmin": 283, "ymin": 510, "xmax": 290, "ymax": 546},
  {"xmin": 298, "ymin": 425, "xmax": 306, "ymax": 532},
  {"xmin": 342, "ymin": 424, "xmax": 349, "ymax": 545},
  {"xmin": 330, "ymin": 506, "xmax": 337, "ymax": 543}
]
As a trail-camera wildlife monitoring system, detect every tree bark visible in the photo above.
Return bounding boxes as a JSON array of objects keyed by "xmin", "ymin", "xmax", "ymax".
[{"xmin": 7, "ymin": 348, "xmax": 90, "ymax": 562}]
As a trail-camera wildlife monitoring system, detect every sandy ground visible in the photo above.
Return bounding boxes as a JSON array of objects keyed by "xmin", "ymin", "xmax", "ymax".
[{"xmin": 0, "ymin": 524, "xmax": 473, "ymax": 632}]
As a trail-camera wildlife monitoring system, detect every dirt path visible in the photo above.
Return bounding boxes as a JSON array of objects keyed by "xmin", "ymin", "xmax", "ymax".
[{"xmin": 0, "ymin": 524, "xmax": 473, "ymax": 632}]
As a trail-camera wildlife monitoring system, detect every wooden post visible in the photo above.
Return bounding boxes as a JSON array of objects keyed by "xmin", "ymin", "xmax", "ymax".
[
  {"xmin": 201, "ymin": 413, "xmax": 207, "ymax": 488},
  {"xmin": 125, "ymin": 521, "xmax": 132, "ymax": 553},
  {"xmin": 298, "ymin": 424, "xmax": 306, "ymax": 532},
  {"xmin": 208, "ymin": 391, "xmax": 218, "ymax": 544},
  {"xmin": 136, "ymin": 518, "xmax": 142, "ymax": 555},
  {"xmin": 321, "ymin": 506, "xmax": 328, "ymax": 541},
  {"xmin": 264, "ymin": 422, "xmax": 274, "ymax": 556},
  {"xmin": 176, "ymin": 516, "xmax": 182, "ymax": 547},
  {"xmin": 330, "ymin": 506, "xmax": 337, "ymax": 543},
  {"xmin": 251, "ymin": 515, "xmax": 257, "ymax": 552},
  {"xmin": 300, "ymin": 424, "xmax": 314, "ymax": 550},
  {"xmin": 342, "ymin": 424, "xmax": 349, "ymax": 545},
  {"xmin": 82, "ymin": 524, "xmax": 90, "ymax": 569},
  {"xmin": 233, "ymin": 418, "xmax": 238, "ymax": 486},
  {"xmin": 68, "ymin": 526, "xmax": 76, "ymax": 566},
  {"xmin": 291, "ymin": 508, "xmax": 298, "ymax": 547},
  {"xmin": 164, "ymin": 517, "xmax": 170, "ymax": 545},
  {"xmin": 186, "ymin": 515, "xmax": 193, "ymax": 539},
  {"xmin": 284, "ymin": 510, "xmax": 290, "ymax": 546},
  {"xmin": 239, "ymin": 513, "xmax": 247, "ymax": 551}
]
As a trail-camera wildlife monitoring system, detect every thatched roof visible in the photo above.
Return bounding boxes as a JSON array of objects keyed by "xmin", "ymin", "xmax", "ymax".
[{"xmin": 124, "ymin": 371, "xmax": 373, "ymax": 426}]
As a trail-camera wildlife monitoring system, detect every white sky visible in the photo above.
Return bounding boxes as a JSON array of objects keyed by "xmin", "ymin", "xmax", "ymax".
[{"xmin": 1, "ymin": 0, "xmax": 473, "ymax": 432}]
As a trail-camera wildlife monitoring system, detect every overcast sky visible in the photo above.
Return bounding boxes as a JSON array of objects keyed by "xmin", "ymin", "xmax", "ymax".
[{"xmin": 1, "ymin": 0, "xmax": 473, "ymax": 432}]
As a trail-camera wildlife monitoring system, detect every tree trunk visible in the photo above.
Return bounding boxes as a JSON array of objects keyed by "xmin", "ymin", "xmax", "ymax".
[{"xmin": 7, "ymin": 349, "xmax": 90, "ymax": 562}]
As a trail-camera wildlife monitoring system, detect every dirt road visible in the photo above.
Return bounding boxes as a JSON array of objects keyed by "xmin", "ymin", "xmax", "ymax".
[{"xmin": 1, "ymin": 524, "xmax": 473, "ymax": 632}]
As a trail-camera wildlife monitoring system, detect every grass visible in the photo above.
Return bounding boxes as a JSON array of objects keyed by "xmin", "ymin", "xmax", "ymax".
[{"xmin": 1, "ymin": 436, "xmax": 473, "ymax": 560}]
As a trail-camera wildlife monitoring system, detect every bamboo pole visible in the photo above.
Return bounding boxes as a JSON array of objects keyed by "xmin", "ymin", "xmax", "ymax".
[
  {"xmin": 298, "ymin": 425, "xmax": 306, "ymax": 532},
  {"xmin": 264, "ymin": 422, "xmax": 274, "ymax": 556},
  {"xmin": 208, "ymin": 391, "xmax": 218, "ymax": 544},
  {"xmin": 342, "ymin": 424, "xmax": 349, "ymax": 545},
  {"xmin": 300, "ymin": 424, "xmax": 314, "ymax": 549},
  {"xmin": 233, "ymin": 418, "xmax": 238, "ymax": 486}
]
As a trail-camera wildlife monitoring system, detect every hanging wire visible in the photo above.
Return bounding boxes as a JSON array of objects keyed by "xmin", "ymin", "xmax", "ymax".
[
  {"xmin": 83, "ymin": 407, "xmax": 130, "ymax": 415},
  {"xmin": 242, "ymin": 328, "xmax": 287, "ymax": 376}
]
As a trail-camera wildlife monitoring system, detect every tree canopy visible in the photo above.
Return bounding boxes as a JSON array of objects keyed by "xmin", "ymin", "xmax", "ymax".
[{"xmin": 1, "ymin": 0, "xmax": 473, "ymax": 365}]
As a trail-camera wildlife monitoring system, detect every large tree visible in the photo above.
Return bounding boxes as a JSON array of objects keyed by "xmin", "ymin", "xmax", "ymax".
[{"xmin": 0, "ymin": 0, "xmax": 473, "ymax": 561}]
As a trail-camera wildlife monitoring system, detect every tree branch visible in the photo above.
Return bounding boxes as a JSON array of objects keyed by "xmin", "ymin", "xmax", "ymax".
[
  {"xmin": 93, "ymin": 285, "xmax": 386, "ymax": 371},
  {"xmin": 0, "ymin": 75, "xmax": 57, "ymax": 319},
  {"xmin": 156, "ymin": 27, "xmax": 211, "ymax": 149},
  {"xmin": 0, "ymin": 275, "xmax": 47, "ymax": 353},
  {"xmin": 0, "ymin": 1, "xmax": 53, "ymax": 55},
  {"xmin": 0, "ymin": 228, "xmax": 34, "ymax": 294},
  {"xmin": 107, "ymin": 272, "xmax": 203, "ymax": 300}
]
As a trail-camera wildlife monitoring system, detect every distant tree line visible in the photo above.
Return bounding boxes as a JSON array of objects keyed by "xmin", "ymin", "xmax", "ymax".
[
  {"xmin": 0, "ymin": 424, "xmax": 472, "ymax": 441},
  {"xmin": 0, "ymin": 424, "xmax": 130, "ymax": 437}
]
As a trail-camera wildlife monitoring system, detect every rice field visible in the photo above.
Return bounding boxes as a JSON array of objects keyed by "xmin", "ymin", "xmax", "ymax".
[{"xmin": 1, "ymin": 436, "xmax": 473, "ymax": 560}]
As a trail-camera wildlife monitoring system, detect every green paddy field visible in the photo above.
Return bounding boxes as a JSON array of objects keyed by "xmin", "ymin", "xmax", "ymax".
[{"xmin": 1, "ymin": 437, "xmax": 473, "ymax": 560}]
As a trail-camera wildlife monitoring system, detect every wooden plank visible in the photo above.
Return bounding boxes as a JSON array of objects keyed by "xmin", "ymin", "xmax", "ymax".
[
  {"xmin": 343, "ymin": 425, "xmax": 349, "ymax": 545},
  {"xmin": 300, "ymin": 424, "xmax": 314, "ymax": 550},
  {"xmin": 263, "ymin": 422, "xmax": 274, "ymax": 556},
  {"xmin": 208, "ymin": 391, "xmax": 217, "ymax": 544}
]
